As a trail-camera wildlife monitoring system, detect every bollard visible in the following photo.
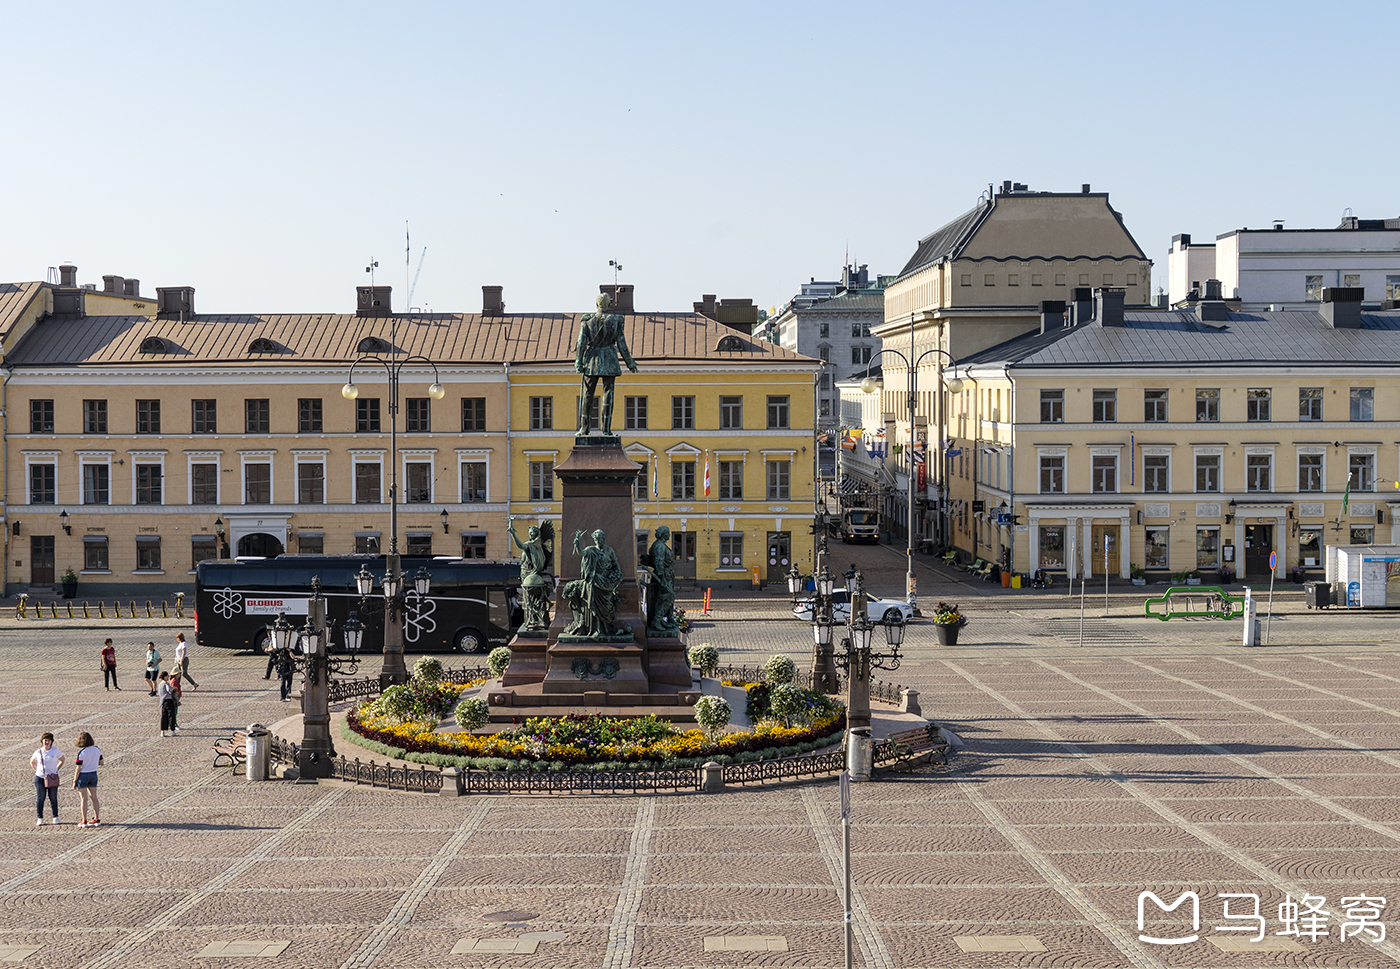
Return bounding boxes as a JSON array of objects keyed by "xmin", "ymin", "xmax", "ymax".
[
  {"xmin": 83, "ymin": 602, "xmax": 90, "ymax": 619},
  {"xmin": 130, "ymin": 601, "xmax": 137, "ymax": 618},
  {"xmin": 847, "ymin": 727, "xmax": 873, "ymax": 783},
  {"xmin": 246, "ymin": 723, "xmax": 272, "ymax": 781},
  {"xmin": 98, "ymin": 602, "xmax": 105, "ymax": 619},
  {"xmin": 161, "ymin": 601, "xmax": 168, "ymax": 618},
  {"xmin": 66, "ymin": 602, "xmax": 73, "ymax": 619},
  {"xmin": 176, "ymin": 592, "xmax": 185, "ymax": 618},
  {"xmin": 439, "ymin": 766, "xmax": 465, "ymax": 797},
  {"xmin": 701, "ymin": 761, "xmax": 725, "ymax": 793},
  {"xmin": 899, "ymin": 688, "xmax": 922, "ymax": 717},
  {"xmin": 145, "ymin": 600, "xmax": 152, "ymax": 618}
]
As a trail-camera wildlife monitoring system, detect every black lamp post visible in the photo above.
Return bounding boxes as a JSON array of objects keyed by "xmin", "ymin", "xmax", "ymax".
[
  {"xmin": 829, "ymin": 567, "xmax": 905, "ymax": 781},
  {"xmin": 807, "ymin": 537, "xmax": 840, "ymax": 694},
  {"xmin": 353, "ymin": 563, "xmax": 432, "ymax": 686}
]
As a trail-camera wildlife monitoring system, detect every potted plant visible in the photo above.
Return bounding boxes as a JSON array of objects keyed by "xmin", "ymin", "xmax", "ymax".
[
  {"xmin": 1289, "ymin": 564, "xmax": 1306, "ymax": 584},
  {"xmin": 931, "ymin": 601, "xmax": 967, "ymax": 646},
  {"xmin": 1186, "ymin": 569, "xmax": 1203, "ymax": 586},
  {"xmin": 60, "ymin": 567, "xmax": 78, "ymax": 599},
  {"xmin": 1215, "ymin": 564, "xmax": 1235, "ymax": 585},
  {"xmin": 1130, "ymin": 564, "xmax": 1147, "ymax": 586}
]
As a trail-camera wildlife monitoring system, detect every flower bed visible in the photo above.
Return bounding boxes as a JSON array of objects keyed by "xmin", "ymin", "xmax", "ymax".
[{"xmin": 345, "ymin": 705, "xmax": 846, "ymax": 772}]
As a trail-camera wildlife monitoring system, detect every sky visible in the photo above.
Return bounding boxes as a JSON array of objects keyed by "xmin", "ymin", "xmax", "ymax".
[{"xmin": 3, "ymin": 1, "xmax": 1398, "ymax": 317}]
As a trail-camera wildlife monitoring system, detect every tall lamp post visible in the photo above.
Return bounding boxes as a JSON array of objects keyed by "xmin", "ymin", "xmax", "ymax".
[
  {"xmin": 353, "ymin": 563, "xmax": 433, "ymax": 687},
  {"xmin": 342, "ymin": 341, "xmax": 445, "ymax": 686},
  {"xmin": 861, "ymin": 348, "xmax": 962, "ymax": 616}
]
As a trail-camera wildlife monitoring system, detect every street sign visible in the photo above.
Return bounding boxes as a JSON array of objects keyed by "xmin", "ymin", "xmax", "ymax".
[
  {"xmin": 839, "ymin": 770, "xmax": 850, "ymax": 819},
  {"xmin": 1269, "ymin": 551, "xmax": 1278, "ymax": 570}
]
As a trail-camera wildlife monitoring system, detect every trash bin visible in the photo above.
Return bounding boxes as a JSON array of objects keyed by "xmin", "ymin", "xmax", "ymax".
[
  {"xmin": 1305, "ymin": 581, "xmax": 1331, "ymax": 610},
  {"xmin": 246, "ymin": 723, "xmax": 271, "ymax": 781},
  {"xmin": 846, "ymin": 727, "xmax": 873, "ymax": 782}
]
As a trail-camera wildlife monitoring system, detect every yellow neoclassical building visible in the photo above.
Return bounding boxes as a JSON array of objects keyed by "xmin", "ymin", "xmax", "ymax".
[{"xmin": 0, "ymin": 272, "xmax": 819, "ymax": 596}]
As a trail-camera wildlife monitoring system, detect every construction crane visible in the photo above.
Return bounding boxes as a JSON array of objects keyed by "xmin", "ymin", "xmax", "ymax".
[{"xmin": 406, "ymin": 247, "xmax": 427, "ymax": 311}]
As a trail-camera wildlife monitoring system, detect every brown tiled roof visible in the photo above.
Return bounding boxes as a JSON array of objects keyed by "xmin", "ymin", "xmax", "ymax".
[
  {"xmin": 0, "ymin": 281, "xmax": 45, "ymax": 340},
  {"xmin": 4, "ymin": 311, "xmax": 817, "ymax": 368}
]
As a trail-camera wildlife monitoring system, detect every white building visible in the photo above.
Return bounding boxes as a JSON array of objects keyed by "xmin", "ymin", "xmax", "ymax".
[{"xmin": 1168, "ymin": 217, "xmax": 1400, "ymax": 310}]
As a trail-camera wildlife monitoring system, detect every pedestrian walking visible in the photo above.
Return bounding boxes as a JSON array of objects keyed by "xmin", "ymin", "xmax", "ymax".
[
  {"xmin": 72, "ymin": 732, "xmax": 103, "ymax": 828},
  {"xmin": 276, "ymin": 647, "xmax": 296, "ymax": 702},
  {"xmin": 173, "ymin": 633, "xmax": 199, "ymax": 690},
  {"xmin": 263, "ymin": 638, "xmax": 278, "ymax": 680},
  {"xmin": 30, "ymin": 732, "xmax": 63, "ymax": 826},
  {"xmin": 157, "ymin": 671, "xmax": 176, "ymax": 736},
  {"xmin": 101, "ymin": 638, "xmax": 120, "ymax": 691},
  {"xmin": 144, "ymin": 642, "xmax": 162, "ymax": 695},
  {"xmin": 169, "ymin": 670, "xmax": 183, "ymax": 734}
]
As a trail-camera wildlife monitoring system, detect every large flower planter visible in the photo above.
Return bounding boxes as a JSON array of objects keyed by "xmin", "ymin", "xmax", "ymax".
[{"xmin": 934, "ymin": 623, "xmax": 960, "ymax": 646}]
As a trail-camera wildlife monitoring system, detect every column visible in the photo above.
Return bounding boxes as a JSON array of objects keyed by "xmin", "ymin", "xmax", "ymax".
[
  {"xmin": 1081, "ymin": 518, "xmax": 1093, "ymax": 579},
  {"xmin": 1028, "ymin": 518, "xmax": 1040, "ymax": 573},
  {"xmin": 1234, "ymin": 519, "xmax": 1246, "ymax": 580},
  {"xmin": 1275, "ymin": 516, "xmax": 1287, "ymax": 578},
  {"xmin": 1119, "ymin": 516, "xmax": 1131, "ymax": 578}
]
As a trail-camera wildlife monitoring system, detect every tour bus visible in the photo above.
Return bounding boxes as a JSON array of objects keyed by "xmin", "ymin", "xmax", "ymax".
[{"xmin": 195, "ymin": 555, "xmax": 523, "ymax": 654}]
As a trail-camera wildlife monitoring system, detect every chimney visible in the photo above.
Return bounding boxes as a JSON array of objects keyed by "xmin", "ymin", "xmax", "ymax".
[
  {"xmin": 1001, "ymin": 180, "xmax": 1012, "ymax": 194},
  {"xmin": 1082, "ymin": 183, "xmax": 1091, "ymax": 194},
  {"xmin": 1069, "ymin": 287, "xmax": 1094, "ymax": 325},
  {"xmin": 1202, "ymin": 279, "xmax": 1223, "ymax": 300},
  {"xmin": 1320, "ymin": 287, "xmax": 1364, "ymax": 329},
  {"xmin": 1196, "ymin": 282, "xmax": 1229, "ymax": 321},
  {"xmin": 102, "ymin": 275, "xmax": 124, "ymax": 295},
  {"xmin": 1039, "ymin": 300, "xmax": 1066, "ymax": 334},
  {"xmin": 156, "ymin": 286, "xmax": 195, "ymax": 320},
  {"xmin": 356, "ymin": 285, "xmax": 392, "ymax": 318},
  {"xmin": 1096, "ymin": 289, "xmax": 1125, "ymax": 327},
  {"xmin": 600, "ymin": 283, "xmax": 634, "ymax": 315},
  {"xmin": 693, "ymin": 294, "xmax": 718, "ymax": 319},
  {"xmin": 123, "ymin": 278, "xmax": 139, "ymax": 297},
  {"xmin": 482, "ymin": 285, "xmax": 504, "ymax": 316},
  {"xmin": 58, "ymin": 264, "xmax": 77, "ymax": 287},
  {"xmin": 717, "ymin": 298, "xmax": 759, "ymax": 334}
]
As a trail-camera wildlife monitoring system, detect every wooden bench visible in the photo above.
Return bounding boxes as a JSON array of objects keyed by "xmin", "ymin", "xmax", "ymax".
[
  {"xmin": 212, "ymin": 730, "xmax": 248, "ymax": 774},
  {"xmin": 880, "ymin": 724, "xmax": 950, "ymax": 769}
]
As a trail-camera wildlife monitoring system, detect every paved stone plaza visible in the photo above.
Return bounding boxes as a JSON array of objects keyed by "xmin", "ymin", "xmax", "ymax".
[{"xmin": 3, "ymin": 546, "xmax": 1400, "ymax": 968}]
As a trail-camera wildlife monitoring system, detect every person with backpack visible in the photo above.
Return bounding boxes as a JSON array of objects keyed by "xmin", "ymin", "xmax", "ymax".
[{"xmin": 144, "ymin": 642, "xmax": 162, "ymax": 695}]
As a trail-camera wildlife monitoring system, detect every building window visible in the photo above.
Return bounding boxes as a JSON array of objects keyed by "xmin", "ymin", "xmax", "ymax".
[
  {"xmin": 718, "ymin": 460, "xmax": 743, "ymax": 500},
  {"xmin": 136, "ymin": 537, "xmax": 161, "ymax": 571},
  {"xmin": 298, "ymin": 398, "xmax": 322, "ymax": 432},
  {"xmin": 819, "ymin": 399, "xmax": 831, "ymax": 417},
  {"xmin": 1299, "ymin": 525, "xmax": 1322, "ymax": 566},
  {"xmin": 355, "ymin": 462, "xmax": 381, "ymax": 503},
  {"xmin": 1144, "ymin": 389, "xmax": 1168, "ymax": 422},
  {"xmin": 192, "ymin": 463, "xmax": 218, "ymax": 504},
  {"xmin": 244, "ymin": 463, "xmax": 271, "ymax": 504},
  {"xmin": 672, "ymin": 461, "xmax": 696, "ymax": 499},
  {"xmin": 461, "ymin": 462, "xmax": 486, "ymax": 502},
  {"xmin": 136, "ymin": 400, "xmax": 161, "ymax": 434},
  {"xmin": 297, "ymin": 463, "xmax": 324, "ymax": 504},
  {"xmin": 1143, "ymin": 455, "xmax": 1170, "ymax": 493},
  {"xmin": 191, "ymin": 537, "xmax": 219, "ymax": 567},
  {"xmin": 1031, "ymin": 273, "xmax": 1043, "ymax": 286},
  {"xmin": 1351, "ymin": 387, "xmax": 1374, "ymax": 421},
  {"xmin": 135, "ymin": 464, "xmax": 162, "ymax": 504},
  {"xmin": 767, "ymin": 460, "xmax": 790, "ymax": 499},
  {"xmin": 1351, "ymin": 525, "xmax": 1375, "ymax": 545},
  {"xmin": 355, "ymin": 534, "xmax": 380, "ymax": 553},
  {"xmin": 356, "ymin": 399, "xmax": 381, "ymax": 432},
  {"xmin": 719, "ymin": 532, "xmax": 743, "ymax": 568},
  {"xmin": 529, "ymin": 460, "xmax": 554, "ymax": 500},
  {"xmin": 1040, "ymin": 390, "xmax": 1063, "ymax": 423},
  {"xmin": 1195, "ymin": 388, "xmax": 1219, "ymax": 422},
  {"xmin": 1298, "ymin": 453, "xmax": 1323, "ymax": 492},
  {"xmin": 84, "ymin": 400, "xmax": 107, "ymax": 434},
  {"xmin": 1008, "ymin": 273, "xmax": 1019, "ymax": 286},
  {"xmin": 1144, "ymin": 526, "xmax": 1170, "ymax": 570},
  {"xmin": 406, "ymin": 534, "xmax": 433, "ymax": 556},
  {"xmin": 624, "ymin": 396, "xmax": 648, "ymax": 429},
  {"xmin": 1344, "ymin": 273, "xmax": 1361, "ymax": 289},
  {"xmin": 29, "ymin": 399, "xmax": 54, "ymax": 433},
  {"xmin": 1350, "ymin": 453, "xmax": 1375, "ymax": 492},
  {"xmin": 405, "ymin": 461, "xmax": 431, "ymax": 502},
  {"xmin": 767, "ymin": 396, "xmax": 790, "ymax": 429},
  {"xmin": 1246, "ymin": 388, "xmax": 1271, "ymax": 422},
  {"xmin": 635, "ymin": 468, "xmax": 649, "ymax": 500},
  {"xmin": 84, "ymin": 537, "xmax": 109, "ymax": 571},
  {"xmin": 850, "ymin": 346, "xmax": 872, "ymax": 365},
  {"xmin": 1299, "ymin": 387, "xmax": 1323, "ymax": 421},
  {"xmin": 672, "ymin": 396, "xmax": 695, "ymax": 429},
  {"xmin": 83, "ymin": 464, "xmax": 109, "ymax": 505},
  {"xmin": 191, "ymin": 400, "xmax": 217, "ymax": 434},
  {"xmin": 1196, "ymin": 527, "xmax": 1220, "ymax": 570},
  {"xmin": 295, "ymin": 534, "xmax": 322, "ymax": 555},
  {"xmin": 1127, "ymin": 273, "xmax": 1138, "ymax": 286},
  {"xmin": 1305, "ymin": 275, "xmax": 1324, "ymax": 301},
  {"xmin": 1039, "ymin": 455, "xmax": 1064, "ymax": 494},
  {"xmin": 1246, "ymin": 454, "xmax": 1272, "ymax": 493},
  {"xmin": 720, "ymin": 396, "xmax": 743, "ymax": 429},
  {"xmin": 1091, "ymin": 455, "xmax": 1117, "ymax": 493},
  {"xmin": 29, "ymin": 464, "xmax": 55, "ymax": 504},
  {"xmin": 1092, "ymin": 389, "xmax": 1116, "ymax": 423},
  {"xmin": 1079, "ymin": 274, "xmax": 1090, "ymax": 285},
  {"xmin": 1055, "ymin": 274, "xmax": 1066, "ymax": 286},
  {"xmin": 461, "ymin": 534, "xmax": 487, "ymax": 559},
  {"xmin": 1387, "ymin": 275, "xmax": 1400, "ymax": 301},
  {"xmin": 1038, "ymin": 525, "xmax": 1065, "ymax": 569},
  {"xmin": 575, "ymin": 396, "xmax": 600, "ymax": 431},
  {"xmin": 461, "ymin": 397, "xmax": 486, "ymax": 431},
  {"xmin": 1195, "ymin": 454, "xmax": 1220, "ymax": 492},
  {"xmin": 1103, "ymin": 273, "xmax": 1113, "ymax": 286},
  {"xmin": 405, "ymin": 398, "xmax": 431, "ymax": 432},
  {"xmin": 244, "ymin": 399, "xmax": 269, "ymax": 434},
  {"xmin": 818, "ymin": 322, "xmax": 830, "ymax": 337},
  {"xmin": 818, "ymin": 346, "xmax": 830, "ymax": 363},
  {"xmin": 530, "ymin": 396, "xmax": 553, "ymax": 430}
]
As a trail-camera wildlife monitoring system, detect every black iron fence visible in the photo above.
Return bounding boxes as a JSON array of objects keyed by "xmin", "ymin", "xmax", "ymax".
[
  {"xmin": 461, "ymin": 767, "xmax": 702, "ymax": 795},
  {"xmin": 326, "ymin": 664, "xmax": 492, "ymax": 704},
  {"xmin": 722, "ymin": 748, "xmax": 846, "ymax": 786},
  {"xmin": 332, "ymin": 756, "xmax": 444, "ymax": 794}
]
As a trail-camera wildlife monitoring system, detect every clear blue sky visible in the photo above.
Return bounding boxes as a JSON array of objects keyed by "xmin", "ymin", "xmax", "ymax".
[{"xmin": 4, "ymin": 1, "xmax": 1397, "ymax": 316}]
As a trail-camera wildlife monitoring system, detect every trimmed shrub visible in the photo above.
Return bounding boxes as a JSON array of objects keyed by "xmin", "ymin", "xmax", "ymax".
[
  {"xmin": 687, "ymin": 644, "xmax": 720, "ymax": 677},
  {"xmin": 413, "ymin": 656, "xmax": 444, "ymax": 684},
  {"xmin": 378, "ymin": 684, "xmax": 414, "ymax": 722},
  {"xmin": 454, "ymin": 696, "xmax": 491, "ymax": 731},
  {"xmin": 693, "ymin": 695, "xmax": 732, "ymax": 737},
  {"xmin": 764, "ymin": 653, "xmax": 797, "ymax": 685},
  {"xmin": 768, "ymin": 683, "xmax": 806, "ymax": 726},
  {"xmin": 487, "ymin": 646, "xmax": 512, "ymax": 679}
]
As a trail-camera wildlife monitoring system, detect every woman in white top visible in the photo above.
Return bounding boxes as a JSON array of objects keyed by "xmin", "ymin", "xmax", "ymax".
[
  {"xmin": 174, "ymin": 632, "xmax": 199, "ymax": 689},
  {"xmin": 72, "ymin": 731, "xmax": 103, "ymax": 828},
  {"xmin": 30, "ymin": 732, "xmax": 63, "ymax": 826}
]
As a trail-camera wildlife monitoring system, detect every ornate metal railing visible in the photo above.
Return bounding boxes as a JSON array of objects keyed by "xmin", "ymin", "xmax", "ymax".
[
  {"xmin": 326, "ymin": 664, "xmax": 492, "ymax": 704},
  {"xmin": 331, "ymin": 756, "xmax": 444, "ymax": 794},
  {"xmin": 268, "ymin": 733, "xmax": 299, "ymax": 766},
  {"xmin": 461, "ymin": 767, "xmax": 702, "ymax": 795},
  {"xmin": 714, "ymin": 664, "xmax": 904, "ymax": 705},
  {"xmin": 722, "ymin": 749, "xmax": 847, "ymax": 786}
]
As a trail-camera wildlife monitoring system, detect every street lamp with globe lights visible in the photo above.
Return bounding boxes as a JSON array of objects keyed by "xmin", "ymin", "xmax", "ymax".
[
  {"xmin": 827, "ymin": 566, "xmax": 906, "ymax": 781},
  {"xmin": 342, "ymin": 348, "xmax": 445, "ymax": 687},
  {"xmin": 351, "ymin": 563, "xmax": 433, "ymax": 677}
]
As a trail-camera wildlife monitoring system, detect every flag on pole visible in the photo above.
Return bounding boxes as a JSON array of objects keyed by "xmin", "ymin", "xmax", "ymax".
[
  {"xmin": 652, "ymin": 458, "xmax": 659, "ymax": 497},
  {"xmin": 703, "ymin": 453, "xmax": 711, "ymax": 496},
  {"xmin": 1343, "ymin": 472, "xmax": 1352, "ymax": 515}
]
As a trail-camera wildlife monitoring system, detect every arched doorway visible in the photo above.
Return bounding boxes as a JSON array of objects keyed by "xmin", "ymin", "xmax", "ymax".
[{"xmin": 237, "ymin": 532, "xmax": 284, "ymax": 558}]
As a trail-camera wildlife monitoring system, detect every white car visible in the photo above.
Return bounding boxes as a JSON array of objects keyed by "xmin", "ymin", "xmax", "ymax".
[{"xmin": 792, "ymin": 589, "xmax": 913, "ymax": 625}]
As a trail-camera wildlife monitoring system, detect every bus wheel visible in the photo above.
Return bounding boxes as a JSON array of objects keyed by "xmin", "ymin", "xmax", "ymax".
[
  {"xmin": 455, "ymin": 629, "xmax": 485, "ymax": 653},
  {"xmin": 253, "ymin": 629, "xmax": 270, "ymax": 654}
]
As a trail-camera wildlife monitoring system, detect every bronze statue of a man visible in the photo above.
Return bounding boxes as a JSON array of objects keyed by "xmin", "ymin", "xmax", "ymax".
[
  {"xmin": 644, "ymin": 525, "xmax": 678, "ymax": 633},
  {"xmin": 575, "ymin": 292, "xmax": 639, "ymax": 436}
]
